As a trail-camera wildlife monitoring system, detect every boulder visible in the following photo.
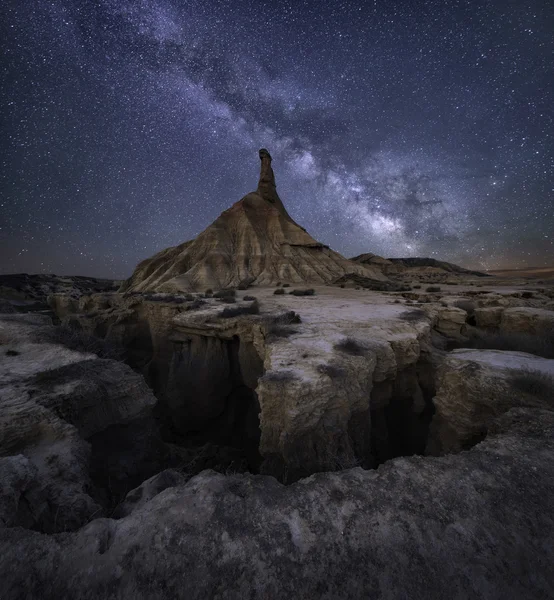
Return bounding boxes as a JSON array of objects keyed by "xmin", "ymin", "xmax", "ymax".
[{"xmin": 434, "ymin": 306, "xmax": 467, "ymax": 338}]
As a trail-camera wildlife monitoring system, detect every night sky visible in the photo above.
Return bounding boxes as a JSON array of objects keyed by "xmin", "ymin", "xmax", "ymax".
[{"xmin": 1, "ymin": 0, "xmax": 553, "ymax": 278}]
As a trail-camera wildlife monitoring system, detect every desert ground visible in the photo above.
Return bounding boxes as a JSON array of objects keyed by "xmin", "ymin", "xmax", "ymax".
[{"xmin": 1, "ymin": 267, "xmax": 554, "ymax": 599}]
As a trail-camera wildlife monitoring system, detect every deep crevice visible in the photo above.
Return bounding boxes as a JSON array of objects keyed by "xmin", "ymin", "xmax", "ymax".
[
  {"xmin": 147, "ymin": 333, "xmax": 262, "ymax": 476},
  {"xmin": 369, "ymin": 363, "xmax": 436, "ymax": 467}
]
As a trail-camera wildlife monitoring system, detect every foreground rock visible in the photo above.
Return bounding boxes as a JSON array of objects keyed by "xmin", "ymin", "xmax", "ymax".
[
  {"xmin": 500, "ymin": 306, "xmax": 554, "ymax": 334},
  {"xmin": 0, "ymin": 314, "xmax": 163, "ymax": 531},
  {"xmin": 47, "ymin": 287, "xmax": 439, "ymax": 479},
  {"xmin": 427, "ymin": 348, "xmax": 554, "ymax": 454},
  {"xmin": 1, "ymin": 406, "xmax": 553, "ymax": 599}
]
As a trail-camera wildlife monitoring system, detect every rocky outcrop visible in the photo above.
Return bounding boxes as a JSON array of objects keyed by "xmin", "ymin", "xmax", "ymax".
[
  {"xmin": 427, "ymin": 348, "xmax": 554, "ymax": 454},
  {"xmin": 46, "ymin": 287, "xmax": 438, "ymax": 479},
  {"xmin": 434, "ymin": 306, "xmax": 467, "ymax": 338},
  {"xmin": 500, "ymin": 306, "xmax": 554, "ymax": 334},
  {"xmin": 1, "ymin": 406, "xmax": 553, "ymax": 599},
  {"xmin": 474, "ymin": 306, "xmax": 504, "ymax": 328},
  {"xmin": 165, "ymin": 288, "xmax": 438, "ymax": 479},
  {"xmin": 0, "ymin": 314, "xmax": 162, "ymax": 532},
  {"xmin": 120, "ymin": 150, "xmax": 386, "ymax": 292}
]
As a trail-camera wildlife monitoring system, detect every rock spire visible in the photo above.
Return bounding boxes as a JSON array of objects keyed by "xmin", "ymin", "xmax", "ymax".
[
  {"xmin": 120, "ymin": 149, "xmax": 386, "ymax": 291},
  {"xmin": 257, "ymin": 148, "xmax": 278, "ymax": 203}
]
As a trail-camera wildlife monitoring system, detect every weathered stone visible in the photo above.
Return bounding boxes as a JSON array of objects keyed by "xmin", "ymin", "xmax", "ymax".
[
  {"xmin": 500, "ymin": 306, "xmax": 554, "ymax": 334},
  {"xmin": 474, "ymin": 306, "xmax": 504, "ymax": 328},
  {"xmin": 427, "ymin": 348, "xmax": 554, "ymax": 454},
  {"xmin": 120, "ymin": 150, "xmax": 386, "ymax": 292},
  {"xmin": 434, "ymin": 306, "xmax": 467, "ymax": 338},
  {"xmin": 0, "ymin": 315, "xmax": 162, "ymax": 532},
  {"xmin": 1, "ymin": 406, "xmax": 553, "ymax": 599}
]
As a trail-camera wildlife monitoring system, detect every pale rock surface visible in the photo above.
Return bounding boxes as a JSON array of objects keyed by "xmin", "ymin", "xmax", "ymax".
[
  {"xmin": 48, "ymin": 286, "xmax": 436, "ymax": 477},
  {"xmin": 0, "ymin": 315, "xmax": 159, "ymax": 532},
  {"xmin": 168, "ymin": 286, "xmax": 434, "ymax": 478},
  {"xmin": 120, "ymin": 150, "xmax": 386, "ymax": 292},
  {"xmin": 434, "ymin": 306, "xmax": 467, "ymax": 338},
  {"xmin": 427, "ymin": 348, "xmax": 554, "ymax": 454}
]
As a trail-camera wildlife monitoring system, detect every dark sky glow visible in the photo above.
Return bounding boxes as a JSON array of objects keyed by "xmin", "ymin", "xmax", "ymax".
[{"xmin": 1, "ymin": 0, "xmax": 553, "ymax": 277}]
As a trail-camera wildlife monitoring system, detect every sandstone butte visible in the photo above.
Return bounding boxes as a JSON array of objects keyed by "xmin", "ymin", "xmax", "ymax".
[{"xmin": 120, "ymin": 149, "xmax": 386, "ymax": 293}]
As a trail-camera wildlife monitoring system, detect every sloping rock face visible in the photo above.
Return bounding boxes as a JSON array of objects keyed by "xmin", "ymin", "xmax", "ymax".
[
  {"xmin": 121, "ymin": 149, "xmax": 385, "ymax": 293},
  {"xmin": 0, "ymin": 314, "xmax": 163, "ymax": 532},
  {"xmin": 1, "ymin": 407, "xmax": 553, "ymax": 599}
]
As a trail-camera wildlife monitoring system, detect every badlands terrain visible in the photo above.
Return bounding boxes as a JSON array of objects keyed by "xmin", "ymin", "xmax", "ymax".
[{"xmin": 1, "ymin": 150, "xmax": 554, "ymax": 599}]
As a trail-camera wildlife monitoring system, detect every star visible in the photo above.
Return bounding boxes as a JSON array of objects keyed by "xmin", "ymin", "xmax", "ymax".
[{"xmin": 1, "ymin": 0, "xmax": 553, "ymax": 275}]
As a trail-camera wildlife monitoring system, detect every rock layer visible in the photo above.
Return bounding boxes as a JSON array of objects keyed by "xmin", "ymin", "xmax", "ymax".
[{"xmin": 427, "ymin": 348, "xmax": 554, "ymax": 454}]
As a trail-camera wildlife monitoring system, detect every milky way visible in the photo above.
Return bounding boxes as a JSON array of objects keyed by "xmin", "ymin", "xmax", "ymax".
[{"xmin": 1, "ymin": 0, "xmax": 553, "ymax": 277}]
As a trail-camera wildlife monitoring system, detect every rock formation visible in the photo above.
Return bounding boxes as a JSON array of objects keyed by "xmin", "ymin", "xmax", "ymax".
[
  {"xmin": 427, "ymin": 348, "xmax": 554, "ymax": 454},
  {"xmin": 120, "ymin": 149, "xmax": 385, "ymax": 292},
  {"xmin": 0, "ymin": 274, "xmax": 119, "ymax": 314},
  {"xmin": 0, "ymin": 314, "xmax": 164, "ymax": 532}
]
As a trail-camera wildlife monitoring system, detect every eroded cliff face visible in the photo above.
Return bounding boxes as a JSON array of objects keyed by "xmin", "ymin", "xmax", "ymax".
[
  {"xmin": 426, "ymin": 348, "xmax": 554, "ymax": 454},
  {"xmin": 3, "ymin": 279, "xmax": 554, "ymax": 597},
  {"xmin": 44, "ymin": 282, "xmax": 554, "ymax": 484},
  {"xmin": 0, "ymin": 314, "xmax": 165, "ymax": 532},
  {"xmin": 47, "ymin": 287, "xmax": 442, "ymax": 481}
]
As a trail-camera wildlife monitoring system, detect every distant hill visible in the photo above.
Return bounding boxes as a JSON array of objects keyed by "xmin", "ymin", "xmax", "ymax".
[
  {"xmin": 386, "ymin": 257, "xmax": 489, "ymax": 277},
  {"xmin": 350, "ymin": 254, "xmax": 489, "ymax": 280},
  {"xmin": 486, "ymin": 267, "xmax": 554, "ymax": 280}
]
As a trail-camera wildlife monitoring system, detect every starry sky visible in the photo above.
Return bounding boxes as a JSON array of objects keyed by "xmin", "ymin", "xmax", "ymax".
[{"xmin": 1, "ymin": 0, "xmax": 553, "ymax": 278}]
